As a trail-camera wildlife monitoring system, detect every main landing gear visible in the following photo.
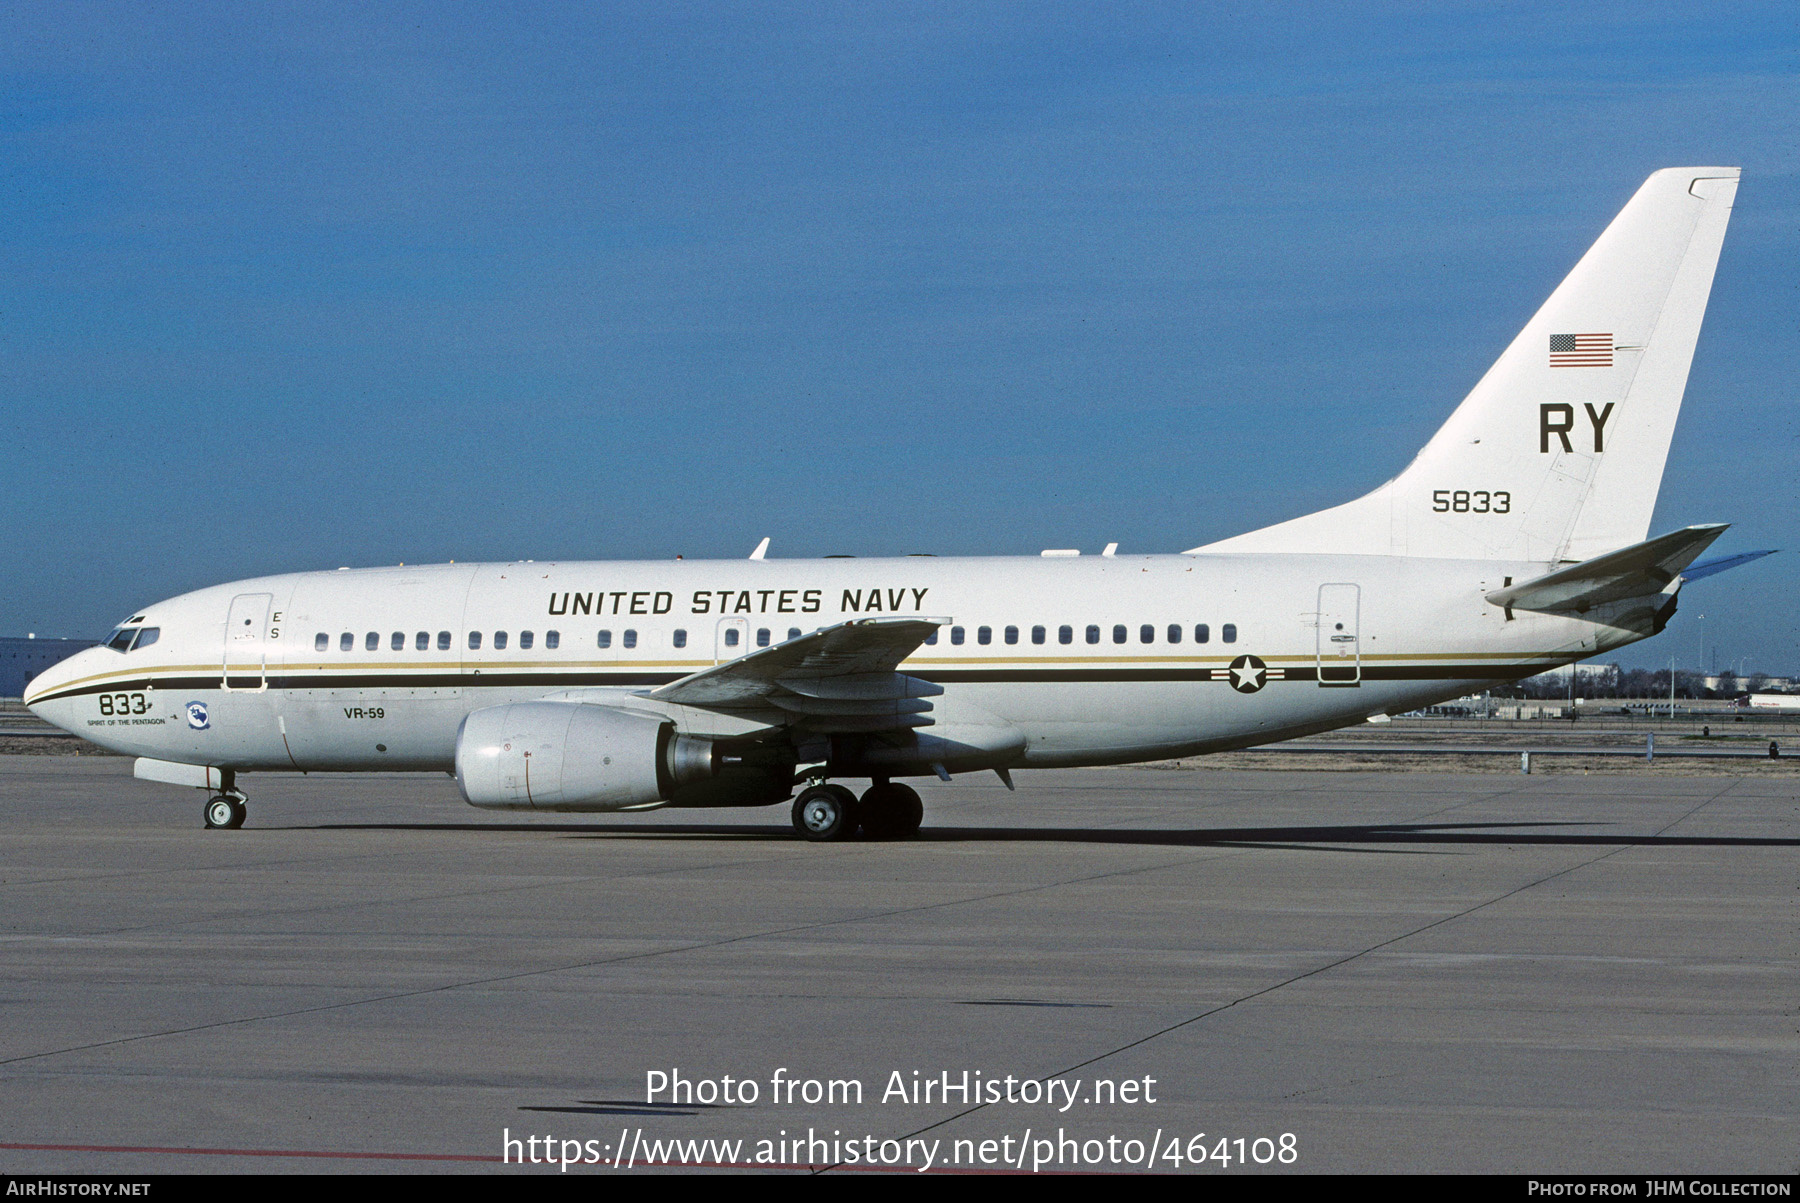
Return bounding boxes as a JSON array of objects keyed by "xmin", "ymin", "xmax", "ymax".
[
  {"xmin": 792, "ymin": 784, "xmax": 858, "ymax": 841},
  {"xmin": 791, "ymin": 780, "xmax": 925, "ymax": 843},
  {"xmin": 203, "ymin": 794, "xmax": 247, "ymax": 830},
  {"xmin": 859, "ymin": 781, "xmax": 924, "ymax": 840}
]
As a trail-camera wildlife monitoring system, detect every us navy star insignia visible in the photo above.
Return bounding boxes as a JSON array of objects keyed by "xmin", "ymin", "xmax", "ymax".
[{"xmin": 1212, "ymin": 653, "xmax": 1280, "ymax": 693}]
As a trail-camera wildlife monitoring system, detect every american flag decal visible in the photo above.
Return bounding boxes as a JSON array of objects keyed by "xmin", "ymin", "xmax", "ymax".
[{"xmin": 1549, "ymin": 333, "xmax": 1612, "ymax": 368}]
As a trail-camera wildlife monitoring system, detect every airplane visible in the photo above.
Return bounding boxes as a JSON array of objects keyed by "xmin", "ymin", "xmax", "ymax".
[{"xmin": 25, "ymin": 166, "xmax": 1761, "ymax": 841}]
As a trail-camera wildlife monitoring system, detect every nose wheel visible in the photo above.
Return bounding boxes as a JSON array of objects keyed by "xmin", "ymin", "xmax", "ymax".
[
  {"xmin": 792, "ymin": 784, "xmax": 859, "ymax": 841},
  {"xmin": 203, "ymin": 795, "xmax": 247, "ymax": 830}
]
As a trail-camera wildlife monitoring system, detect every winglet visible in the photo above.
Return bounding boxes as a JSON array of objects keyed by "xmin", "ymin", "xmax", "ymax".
[{"xmin": 748, "ymin": 537, "xmax": 770, "ymax": 560}]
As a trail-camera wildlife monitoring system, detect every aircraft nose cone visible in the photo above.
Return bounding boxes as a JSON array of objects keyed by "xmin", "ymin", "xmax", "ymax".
[
  {"xmin": 23, "ymin": 648, "xmax": 97, "ymax": 729},
  {"xmin": 24, "ymin": 666, "xmax": 59, "ymax": 715}
]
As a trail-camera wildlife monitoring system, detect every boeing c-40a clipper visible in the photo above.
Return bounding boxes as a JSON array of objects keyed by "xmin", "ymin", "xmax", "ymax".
[{"xmin": 28, "ymin": 168, "xmax": 1762, "ymax": 839}]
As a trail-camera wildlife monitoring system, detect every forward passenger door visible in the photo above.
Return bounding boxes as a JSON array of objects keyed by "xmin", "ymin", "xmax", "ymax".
[{"xmin": 223, "ymin": 593, "xmax": 273, "ymax": 691}]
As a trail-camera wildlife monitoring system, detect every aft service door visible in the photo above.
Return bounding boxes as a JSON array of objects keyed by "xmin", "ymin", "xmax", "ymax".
[
  {"xmin": 1316, "ymin": 583, "xmax": 1361, "ymax": 686},
  {"xmin": 223, "ymin": 592, "xmax": 274, "ymax": 691}
]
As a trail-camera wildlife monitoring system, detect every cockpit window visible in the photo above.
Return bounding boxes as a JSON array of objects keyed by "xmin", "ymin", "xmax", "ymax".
[{"xmin": 105, "ymin": 626, "xmax": 159, "ymax": 652}]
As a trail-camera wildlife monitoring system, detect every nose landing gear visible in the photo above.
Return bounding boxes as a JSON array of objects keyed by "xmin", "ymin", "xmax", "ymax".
[{"xmin": 203, "ymin": 794, "xmax": 248, "ymax": 830}]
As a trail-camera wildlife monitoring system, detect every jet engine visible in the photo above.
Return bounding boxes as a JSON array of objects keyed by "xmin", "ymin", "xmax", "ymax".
[{"xmin": 455, "ymin": 701, "xmax": 790, "ymax": 811}]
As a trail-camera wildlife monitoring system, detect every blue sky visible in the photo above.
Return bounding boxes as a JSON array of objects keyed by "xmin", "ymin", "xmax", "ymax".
[{"xmin": 3, "ymin": 3, "xmax": 1796, "ymax": 673}]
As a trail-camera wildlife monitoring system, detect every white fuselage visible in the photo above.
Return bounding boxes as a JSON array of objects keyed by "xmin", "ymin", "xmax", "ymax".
[{"xmin": 26, "ymin": 551, "xmax": 1626, "ymax": 781}]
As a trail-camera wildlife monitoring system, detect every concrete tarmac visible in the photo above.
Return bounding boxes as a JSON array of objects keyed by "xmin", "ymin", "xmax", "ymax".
[{"xmin": 0, "ymin": 756, "xmax": 1794, "ymax": 1175}]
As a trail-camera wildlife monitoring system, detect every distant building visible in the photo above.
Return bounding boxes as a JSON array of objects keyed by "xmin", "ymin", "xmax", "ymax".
[
  {"xmin": 1491, "ymin": 702, "xmax": 1575, "ymax": 720},
  {"xmin": 0, "ymin": 637, "xmax": 94, "ymax": 699}
]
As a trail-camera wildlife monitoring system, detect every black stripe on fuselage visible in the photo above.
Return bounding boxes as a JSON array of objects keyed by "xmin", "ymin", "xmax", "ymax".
[
  {"xmin": 29, "ymin": 662, "xmax": 1552, "ymax": 705},
  {"xmin": 912, "ymin": 665, "xmax": 1544, "ymax": 683}
]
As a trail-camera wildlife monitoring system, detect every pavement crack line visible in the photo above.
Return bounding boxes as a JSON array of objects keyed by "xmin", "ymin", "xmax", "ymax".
[
  {"xmin": 0, "ymin": 844, "xmax": 1245, "ymax": 1070},
  {"xmin": 58, "ymin": 844, "xmax": 855, "ymax": 940},
  {"xmin": 831, "ymin": 779, "xmax": 1745, "ymax": 1171}
]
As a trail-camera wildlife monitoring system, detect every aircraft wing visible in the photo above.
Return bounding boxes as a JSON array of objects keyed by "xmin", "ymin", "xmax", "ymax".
[
  {"xmin": 1485, "ymin": 524, "xmax": 1728, "ymax": 615},
  {"xmin": 645, "ymin": 616, "xmax": 948, "ymax": 731}
]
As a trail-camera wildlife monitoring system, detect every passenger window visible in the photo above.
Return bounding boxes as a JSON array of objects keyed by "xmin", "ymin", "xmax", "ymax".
[
  {"xmin": 1032, "ymin": 625, "xmax": 1046, "ymax": 645},
  {"xmin": 132, "ymin": 628, "xmax": 159, "ymax": 650},
  {"xmin": 925, "ymin": 630, "xmax": 937, "ymax": 645},
  {"xmin": 1005, "ymin": 625, "xmax": 1019, "ymax": 645},
  {"xmin": 623, "ymin": 629, "xmax": 638, "ymax": 649},
  {"xmin": 723, "ymin": 628, "xmax": 738, "ymax": 647},
  {"xmin": 1059, "ymin": 625, "xmax": 1073, "ymax": 645},
  {"xmin": 437, "ymin": 631, "xmax": 451, "ymax": 650},
  {"xmin": 415, "ymin": 631, "xmax": 429, "ymax": 651},
  {"xmin": 1140, "ymin": 624, "xmax": 1154, "ymax": 644},
  {"xmin": 1086, "ymin": 625, "xmax": 1100, "ymax": 645},
  {"xmin": 787, "ymin": 628, "xmax": 801, "ymax": 641},
  {"xmin": 1112, "ymin": 624, "xmax": 1127, "ymax": 644},
  {"xmin": 365, "ymin": 631, "xmax": 379, "ymax": 651},
  {"xmin": 597, "ymin": 630, "xmax": 612, "ymax": 648},
  {"xmin": 493, "ymin": 631, "xmax": 508, "ymax": 650},
  {"xmin": 468, "ymin": 631, "xmax": 482, "ymax": 650},
  {"xmin": 545, "ymin": 631, "xmax": 559, "ymax": 649},
  {"xmin": 519, "ymin": 631, "xmax": 534, "ymax": 650},
  {"xmin": 672, "ymin": 629, "xmax": 686, "ymax": 649},
  {"xmin": 391, "ymin": 632, "xmax": 405, "ymax": 651},
  {"xmin": 1167, "ymin": 624, "xmax": 1182, "ymax": 644},
  {"xmin": 950, "ymin": 627, "xmax": 964, "ymax": 645},
  {"xmin": 1195, "ymin": 624, "xmax": 1210, "ymax": 644},
  {"xmin": 756, "ymin": 628, "xmax": 770, "ymax": 647},
  {"xmin": 977, "ymin": 626, "xmax": 991, "ymax": 645},
  {"xmin": 315, "ymin": 633, "xmax": 328, "ymax": 652},
  {"xmin": 1223, "ymin": 623, "xmax": 1237, "ymax": 643}
]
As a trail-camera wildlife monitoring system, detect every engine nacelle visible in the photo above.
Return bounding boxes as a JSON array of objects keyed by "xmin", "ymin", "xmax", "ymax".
[{"xmin": 455, "ymin": 701, "xmax": 716, "ymax": 811}]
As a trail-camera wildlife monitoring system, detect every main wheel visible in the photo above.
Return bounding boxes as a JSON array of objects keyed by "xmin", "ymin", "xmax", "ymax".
[
  {"xmin": 203, "ymin": 796, "xmax": 245, "ymax": 830},
  {"xmin": 792, "ymin": 784, "xmax": 859, "ymax": 842},
  {"xmin": 859, "ymin": 782, "xmax": 924, "ymax": 840}
]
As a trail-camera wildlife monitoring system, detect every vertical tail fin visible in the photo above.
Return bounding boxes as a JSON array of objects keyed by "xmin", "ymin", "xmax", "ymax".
[{"xmin": 1194, "ymin": 167, "xmax": 1739, "ymax": 562}]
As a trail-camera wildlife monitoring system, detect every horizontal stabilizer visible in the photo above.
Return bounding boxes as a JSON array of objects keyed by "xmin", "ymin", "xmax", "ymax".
[
  {"xmin": 1681, "ymin": 548, "xmax": 1776, "ymax": 583},
  {"xmin": 1485, "ymin": 524, "xmax": 1727, "ymax": 614},
  {"xmin": 647, "ymin": 617, "xmax": 948, "ymax": 731}
]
